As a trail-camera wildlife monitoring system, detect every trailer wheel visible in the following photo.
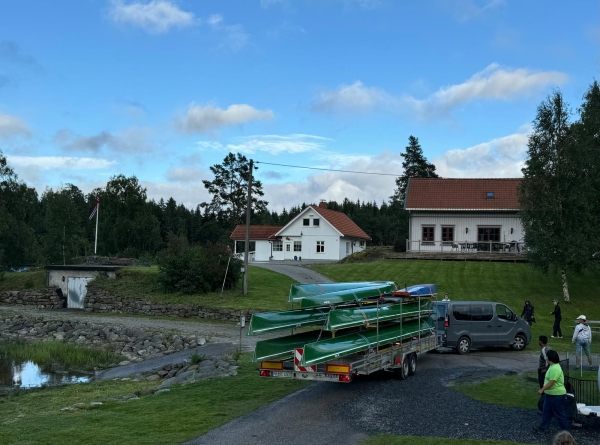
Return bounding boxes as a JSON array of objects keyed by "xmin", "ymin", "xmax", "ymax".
[
  {"xmin": 457, "ymin": 336, "xmax": 471, "ymax": 355},
  {"xmin": 394, "ymin": 358, "xmax": 410, "ymax": 380},
  {"xmin": 408, "ymin": 353, "xmax": 417, "ymax": 376}
]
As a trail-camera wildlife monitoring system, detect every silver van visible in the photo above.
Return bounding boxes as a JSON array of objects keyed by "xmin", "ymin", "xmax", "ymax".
[{"xmin": 432, "ymin": 301, "xmax": 531, "ymax": 354}]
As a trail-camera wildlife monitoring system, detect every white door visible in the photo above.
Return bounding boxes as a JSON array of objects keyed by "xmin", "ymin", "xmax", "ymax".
[
  {"xmin": 67, "ymin": 277, "xmax": 92, "ymax": 309},
  {"xmin": 346, "ymin": 242, "xmax": 351, "ymax": 255},
  {"xmin": 284, "ymin": 243, "xmax": 293, "ymax": 259}
]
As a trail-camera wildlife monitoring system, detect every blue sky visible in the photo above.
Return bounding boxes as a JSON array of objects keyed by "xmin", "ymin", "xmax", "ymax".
[{"xmin": 0, "ymin": 0, "xmax": 597, "ymax": 210}]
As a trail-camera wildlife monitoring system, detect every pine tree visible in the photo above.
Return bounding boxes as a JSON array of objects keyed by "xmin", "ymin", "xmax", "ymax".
[{"xmin": 391, "ymin": 135, "xmax": 438, "ymax": 203}]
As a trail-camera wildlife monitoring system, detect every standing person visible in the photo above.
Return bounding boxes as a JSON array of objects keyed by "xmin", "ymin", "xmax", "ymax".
[
  {"xmin": 538, "ymin": 335, "xmax": 552, "ymax": 389},
  {"xmin": 521, "ymin": 300, "xmax": 535, "ymax": 326},
  {"xmin": 572, "ymin": 315, "xmax": 593, "ymax": 370},
  {"xmin": 533, "ymin": 350, "xmax": 570, "ymax": 433},
  {"xmin": 551, "ymin": 300, "xmax": 563, "ymax": 338}
]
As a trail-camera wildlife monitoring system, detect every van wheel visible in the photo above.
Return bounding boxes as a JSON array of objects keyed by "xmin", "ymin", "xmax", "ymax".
[
  {"xmin": 408, "ymin": 353, "xmax": 417, "ymax": 376},
  {"xmin": 457, "ymin": 336, "xmax": 471, "ymax": 355},
  {"xmin": 511, "ymin": 334, "xmax": 526, "ymax": 351},
  {"xmin": 394, "ymin": 358, "xmax": 410, "ymax": 380}
]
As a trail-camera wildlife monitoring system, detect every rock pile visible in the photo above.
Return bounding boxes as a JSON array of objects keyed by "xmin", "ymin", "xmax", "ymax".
[
  {"xmin": 151, "ymin": 357, "xmax": 239, "ymax": 388},
  {"xmin": 0, "ymin": 315, "xmax": 207, "ymax": 363}
]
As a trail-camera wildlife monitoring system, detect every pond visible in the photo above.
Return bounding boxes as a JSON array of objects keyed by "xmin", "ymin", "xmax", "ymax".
[{"xmin": 0, "ymin": 359, "xmax": 90, "ymax": 389}]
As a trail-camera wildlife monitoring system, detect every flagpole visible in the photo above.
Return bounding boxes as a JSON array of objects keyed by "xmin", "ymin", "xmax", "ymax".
[{"xmin": 94, "ymin": 200, "xmax": 99, "ymax": 254}]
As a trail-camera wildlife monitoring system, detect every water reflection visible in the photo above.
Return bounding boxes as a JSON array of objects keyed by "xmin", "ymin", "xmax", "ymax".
[{"xmin": 0, "ymin": 359, "xmax": 90, "ymax": 388}]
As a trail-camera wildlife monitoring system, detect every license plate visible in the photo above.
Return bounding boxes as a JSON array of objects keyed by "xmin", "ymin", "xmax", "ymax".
[{"xmin": 271, "ymin": 371, "xmax": 293, "ymax": 378}]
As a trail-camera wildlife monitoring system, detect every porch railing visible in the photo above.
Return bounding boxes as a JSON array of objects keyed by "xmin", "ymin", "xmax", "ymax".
[{"xmin": 406, "ymin": 240, "xmax": 525, "ymax": 254}]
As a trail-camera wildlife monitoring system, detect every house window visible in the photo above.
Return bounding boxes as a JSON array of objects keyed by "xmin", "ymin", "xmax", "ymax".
[
  {"xmin": 478, "ymin": 227, "xmax": 500, "ymax": 242},
  {"xmin": 303, "ymin": 218, "xmax": 310, "ymax": 226},
  {"xmin": 286, "ymin": 244, "xmax": 291, "ymax": 252},
  {"xmin": 294, "ymin": 241, "xmax": 302, "ymax": 252},
  {"xmin": 441, "ymin": 226, "xmax": 454, "ymax": 244},
  {"xmin": 360, "ymin": 241, "xmax": 365, "ymax": 247},
  {"xmin": 316, "ymin": 241, "xmax": 324, "ymax": 253},
  {"xmin": 422, "ymin": 226, "xmax": 434, "ymax": 243},
  {"xmin": 273, "ymin": 241, "xmax": 283, "ymax": 252},
  {"xmin": 313, "ymin": 218, "xmax": 320, "ymax": 226}
]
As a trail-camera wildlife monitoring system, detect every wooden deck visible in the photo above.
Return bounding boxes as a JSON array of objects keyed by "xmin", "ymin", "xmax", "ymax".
[{"xmin": 387, "ymin": 252, "xmax": 528, "ymax": 262}]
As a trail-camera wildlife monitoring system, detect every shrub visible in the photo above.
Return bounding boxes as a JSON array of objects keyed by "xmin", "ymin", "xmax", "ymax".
[
  {"xmin": 393, "ymin": 239, "xmax": 406, "ymax": 252},
  {"xmin": 157, "ymin": 236, "xmax": 242, "ymax": 294}
]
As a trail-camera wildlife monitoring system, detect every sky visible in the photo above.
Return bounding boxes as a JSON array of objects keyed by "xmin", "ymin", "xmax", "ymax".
[{"xmin": 0, "ymin": 0, "xmax": 598, "ymax": 211}]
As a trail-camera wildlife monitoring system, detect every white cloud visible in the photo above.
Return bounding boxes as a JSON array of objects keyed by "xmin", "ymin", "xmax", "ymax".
[
  {"xmin": 196, "ymin": 134, "xmax": 329, "ymax": 155},
  {"xmin": 262, "ymin": 150, "xmax": 401, "ymax": 211},
  {"xmin": 176, "ymin": 104, "xmax": 274, "ymax": 134},
  {"xmin": 55, "ymin": 127, "xmax": 155, "ymax": 153},
  {"xmin": 313, "ymin": 64, "xmax": 568, "ymax": 119},
  {"xmin": 443, "ymin": 0, "xmax": 506, "ymax": 22},
  {"xmin": 109, "ymin": 0, "xmax": 195, "ymax": 33},
  {"xmin": 6, "ymin": 155, "xmax": 116, "ymax": 170},
  {"xmin": 0, "ymin": 114, "xmax": 31, "ymax": 138},
  {"xmin": 207, "ymin": 14, "xmax": 249, "ymax": 51},
  {"xmin": 432, "ymin": 126, "xmax": 530, "ymax": 178},
  {"xmin": 166, "ymin": 167, "xmax": 208, "ymax": 183}
]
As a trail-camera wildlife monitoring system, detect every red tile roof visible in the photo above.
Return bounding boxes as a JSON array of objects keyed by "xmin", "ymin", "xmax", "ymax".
[
  {"xmin": 230, "ymin": 225, "xmax": 283, "ymax": 240},
  {"xmin": 405, "ymin": 178, "xmax": 521, "ymax": 210},
  {"xmin": 311, "ymin": 206, "xmax": 371, "ymax": 240}
]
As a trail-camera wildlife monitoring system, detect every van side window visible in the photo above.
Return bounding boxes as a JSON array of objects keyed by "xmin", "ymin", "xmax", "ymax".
[
  {"xmin": 435, "ymin": 304, "xmax": 446, "ymax": 321},
  {"xmin": 471, "ymin": 304, "xmax": 493, "ymax": 322},
  {"xmin": 496, "ymin": 304, "xmax": 515, "ymax": 321},
  {"xmin": 452, "ymin": 304, "xmax": 471, "ymax": 321}
]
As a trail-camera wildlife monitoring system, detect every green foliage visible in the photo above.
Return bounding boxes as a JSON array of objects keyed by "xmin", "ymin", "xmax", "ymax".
[
  {"xmin": 0, "ymin": 354, "xmax": 308, "ymax": 445},
  {"xmin": 391, "ymin": 135, "xmax": 438, "ymax": 203},
  {"xmin": 393, "ymin": 239, "xmax": 405, "ymax": 252},
  {"xmin": 157, "ymin": 235, "xmax": 242, "ymax": 294},
  {"xmin": 201, "ymin": 152, "xmax": 268, "ymax": 228},
  {"xmin": 189, "ymin": 353, "xmax": 204, "ymax": 365},
  {"xmin": 520, "ymin": 85, "xmax": 600, "ymax": 296},
  {"xmin": 232, "ymin": 349, "xmax": 242, "ymax": 361},
  {"xmin": 0, "ymin": 270, "xmax": 46, "ymax": 291},
  {"xmin": 0, "ymin": 340, "xmax": 123, "ymax": 372}
]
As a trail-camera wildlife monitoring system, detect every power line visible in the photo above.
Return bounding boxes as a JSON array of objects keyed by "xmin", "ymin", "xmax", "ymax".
[{"xmin": 255, "ymin": 161, "xmax": 400, "ymax": 177}]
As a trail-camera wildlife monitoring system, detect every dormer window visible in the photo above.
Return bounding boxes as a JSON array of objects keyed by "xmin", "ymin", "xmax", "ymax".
[
  {"xmin": 486, "ymin": 192, "xmax": 495, "ymax": 198},
  {"xmin": 303, "ymin": 218, "xmax": 310, "ymax": 226},
  {"xmin": 313, "ymin": 218, "xmax": 320, "ymax": 226}
]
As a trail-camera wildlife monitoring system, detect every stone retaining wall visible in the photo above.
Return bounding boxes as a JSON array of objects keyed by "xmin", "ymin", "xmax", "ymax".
[
  {"xmin": 0, "ymin": 289, "xmax": 63, "ymax": 309},
  {"xmin": 84, "ymin": 288, "xmax": 261, "ymax": 322}
]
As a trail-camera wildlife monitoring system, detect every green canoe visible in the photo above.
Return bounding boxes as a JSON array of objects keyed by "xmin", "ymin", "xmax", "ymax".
[
  {"xmin": 288, "ymin": 281, "xmax": 395, "ymax": 303},
  {"xmin": 299, "ymin": 282, "xmax": 397, "ymax": 309},
  {"xmin": 247, "ymin": 307, "xmax": 329, "ymax": 336},
  {"xmin": 325, "ymin": 299, "xmax": 432, "ymax": 331},
  {"xmin": 253, "ymin": 330, "xmax": 332, "ymax": 362},
  {"xmin": 300, "ymin": 317, "xmax": 435, "ymax": 366}
]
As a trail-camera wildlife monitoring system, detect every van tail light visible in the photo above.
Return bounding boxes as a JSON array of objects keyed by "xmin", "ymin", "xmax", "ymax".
[{"xmin": 444, "ymin": 313, "xmax": 449, "ymax": 328}]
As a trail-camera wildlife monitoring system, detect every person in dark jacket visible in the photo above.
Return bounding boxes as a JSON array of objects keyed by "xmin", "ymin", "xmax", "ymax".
[
  {"xmin": 551, "ymin": 299, "xmax": 563, "ymax": 338},
  {"xmin": 521, "ymin": 300, "xmax": 535, "ymax": 326}
]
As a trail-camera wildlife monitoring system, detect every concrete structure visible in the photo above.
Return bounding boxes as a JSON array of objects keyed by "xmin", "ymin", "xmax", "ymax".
[
  {"xmin": 405, "ymin": 178, "xmax": 524, "ymax": 253},
  {"xmin": 46, "ymin": 265, "xmax": 122, "ymax": 309},
  {"xmin": 230, "ymin": 201, "xmax": 371, "ymax": 262}
]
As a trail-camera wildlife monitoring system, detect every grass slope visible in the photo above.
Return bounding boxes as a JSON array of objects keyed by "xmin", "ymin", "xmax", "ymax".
[
  {"xmin": 310, "ymin": 260, "xmax": 600, "ymax": 352},
  {"xmin": 89, "ymin": 265, "xmax": 296, "ymax": 310},
  {"xmin": 0, "ymin": 270, "xmax": 46, "ymax": 291},
  {"xmin": 0, "ymin": 354, "xmax": 308, "ymax": 445},
  {"xmin": 362, "ymin": 436, "xmax": 528, "ymax": 445}
]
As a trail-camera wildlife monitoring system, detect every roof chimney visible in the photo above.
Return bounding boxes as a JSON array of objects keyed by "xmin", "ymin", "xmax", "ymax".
[{"xmin": 319, "ymin": 199, "xmax": 327, "ymax": 209}]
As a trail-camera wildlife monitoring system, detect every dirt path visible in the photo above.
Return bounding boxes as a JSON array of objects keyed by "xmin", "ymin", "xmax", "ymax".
[{"xmin": 251, "ymin": 262, "xmax": 334, "ymax": 284}]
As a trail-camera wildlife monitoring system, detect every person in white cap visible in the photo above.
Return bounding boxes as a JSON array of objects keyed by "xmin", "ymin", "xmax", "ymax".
[{"xmin": 572, "ymin": 315, "xmax": 593, "ymax": 370}]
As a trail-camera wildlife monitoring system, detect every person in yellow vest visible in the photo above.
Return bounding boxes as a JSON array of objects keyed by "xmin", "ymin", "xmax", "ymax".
[{"xmin": 533, "ymin": 350, "xmax": 570, "ymax": 433}]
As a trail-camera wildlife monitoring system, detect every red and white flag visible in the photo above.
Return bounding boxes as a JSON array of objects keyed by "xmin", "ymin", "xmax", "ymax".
[{"xmin": 89, "ymin": 197, "xmax": 99, "ymax": 220}]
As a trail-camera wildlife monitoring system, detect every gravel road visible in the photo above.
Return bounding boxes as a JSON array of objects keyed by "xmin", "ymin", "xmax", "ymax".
[
  {"xmin": 186, "ymin": 351, "xmax": 599, "ymax": 445},
  {"xmin": 251, "ymin": 262, "xmax": 334, "ymax": 284}
]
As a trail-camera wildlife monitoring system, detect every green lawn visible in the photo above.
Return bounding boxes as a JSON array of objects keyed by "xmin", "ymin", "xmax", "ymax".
[
  {"xmin": 362, "ymin": 436, "xmax": 528, "ymax": 445},
  {"xmin": 0, "ymin": 270, "xmax": 46, "ymax": 291},
  {"xmin": 452, "ymin": 370, "xmax": 598, "ymax": 410},
  {"xmin": 0, "ymin": 354, "xmax": 308, "ymax": 445},
  {"xmin": 310, "ymin": 260, "xmax": 600, "ymax": 353},
  {"xmin": 89, "ymin": 265, "xmax": 296, "ymax": 311}
]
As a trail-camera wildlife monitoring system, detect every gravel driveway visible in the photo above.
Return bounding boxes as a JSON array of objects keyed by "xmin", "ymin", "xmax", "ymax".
[
  {"xmin": 186, "ymin": 351, "xmax": 599, "ymax": 445},
  {"xmin": 251, "ymin": 262, "xmax": 334, "ymax": 284}
]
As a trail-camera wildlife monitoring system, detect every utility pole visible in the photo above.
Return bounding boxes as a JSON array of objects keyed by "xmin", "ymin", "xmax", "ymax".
[{"xmin": 243, "ymin": 159, "xmax": 253, "ymax": 295}]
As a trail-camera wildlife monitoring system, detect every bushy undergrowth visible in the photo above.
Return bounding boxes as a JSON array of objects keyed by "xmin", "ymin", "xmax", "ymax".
[
  {"xmin": 0, "ymin": 340, "xmax": 123, "ymax": 372},
  {"xmin": 157, "ymin": 236, "xmax": 242, "ymax": 294}
]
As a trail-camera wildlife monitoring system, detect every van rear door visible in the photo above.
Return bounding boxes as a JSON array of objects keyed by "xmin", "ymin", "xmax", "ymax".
[
  {"xmin": 433, "ymin": 302, "xmax": 448, "ymax": 339},
  {"xmin": 448, "ymin": 303, "xmax": 471, "ymax": 346}
]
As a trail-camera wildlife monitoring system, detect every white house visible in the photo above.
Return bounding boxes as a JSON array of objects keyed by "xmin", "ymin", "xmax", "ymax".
[
  {"xmin": 404, "ymin": 178, "xmax": 524, "ymax": 253},
  {"xmin": 230, "ymin": 201, "xmax": 371, "ymax": 262}
]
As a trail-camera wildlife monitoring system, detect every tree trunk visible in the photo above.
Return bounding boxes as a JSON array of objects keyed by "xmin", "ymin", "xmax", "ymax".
[{"xmin": 561, "ymin": 269, "xmax": 570, "ymax": 302}]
